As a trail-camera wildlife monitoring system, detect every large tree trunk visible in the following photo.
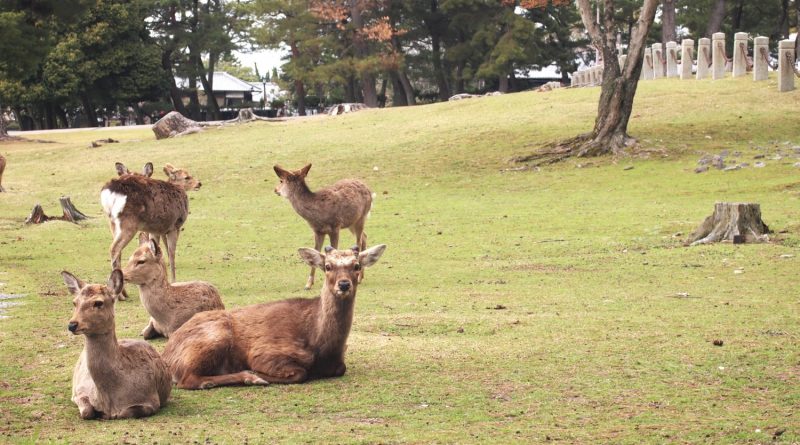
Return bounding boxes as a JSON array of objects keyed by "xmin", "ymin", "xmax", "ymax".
[
  {"xmin": 0, "ymin": 106, "xmax": 8, "ymax": 139},
  {"xmin": 389, "ymin": 71, "xmax": 408, "ymax": 106},
  {"xmin": 398, "ymin": 70, "xmax": 416, "ymax": 105},
  {"xmin": 498, "ymin": 74, "xmax": 510, "ymax": 93},
  {"xmin": 80, "ymin": 94, "xmax": 98, "ymax": 128},
  {"xmin": 661, "ymin": 0, "xmax": 676, "ymax": 43},
  {"xmin": 687, "ymin": 202, "xmax": 771, "ymax": 245},
  {"xmin": 290, "ymin": 41, "xmax": 307, "ymax": 116},
  {"xmin": 350, "ymin": 1, "xmax": 378, "ymax": 108},
  {"xmin": 198, "ymin": 56, "xmax": 221, "ymax": 121},
  {"xmin": 162, "ymin": 49, "xmax": 189, "ymax": 117},
  {"xmin": 705, "ymin": 0, "xmax": 726, "ymax": 37},
  {"xmin": 512, "ymin": 0, "xmax": 659, "ymax": 166}
]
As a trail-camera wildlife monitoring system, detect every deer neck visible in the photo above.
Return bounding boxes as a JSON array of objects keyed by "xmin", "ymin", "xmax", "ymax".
[
  {"xmin": 136, "ymin": 264, "xmax": 170, "ymax": 312},
  {"xmin": 313, "ymin": 286, "xmax": 355, "ymax": 356},
  {"xmin": 83, "ymin": 329, "xmax": 121, "ymax": 387},
  {"xmin": 286, "ymin": 183, "xmax": 320, "ymax": 220}
]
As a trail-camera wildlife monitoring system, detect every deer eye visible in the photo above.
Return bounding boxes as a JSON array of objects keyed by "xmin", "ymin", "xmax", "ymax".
[
  {"xmin": 93, "ymin": 301, "xmax": 104, "ymax": 308},
  {"xmin": 137, "ymin": 260, "xmax": 146, "ymax": 265},
  {"xmin": 325, "ymin": 264, "xmax": 332, "ymax": 271},
  {"xmin": 354, "ymin": 263, "xmax": 361, "ymax": 271}
]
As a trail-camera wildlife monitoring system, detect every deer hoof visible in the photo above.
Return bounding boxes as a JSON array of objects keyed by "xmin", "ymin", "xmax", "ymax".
[{"xmin": 199, "ymin": 381, "xmax": 216, "ymax": 390}]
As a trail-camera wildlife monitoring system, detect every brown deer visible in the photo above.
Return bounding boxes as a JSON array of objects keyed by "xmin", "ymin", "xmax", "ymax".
[
  {"xmin": 63, "ymin": 269, "xmax": 171, "ymax": 419},
  {"xmin": 161, "ymin": 244, "xmax": 386, "ymax": 390},
  {"xmin": 163, "ymin": 163, "xmax": 202, "ymax": 191},
  {"xmin": 101, "ymin": 162, "xmax": 188, "ymax": 296},
  {"xmin": 122, "ymin": 233, "xmax": 224, "ymax": 339},
  {"xmin": 0, "ymin": 153, "xmax": 6, "ymax": 192},
  {"xmin": 273, "ymin": 164, "xmax": 373, "ymax": 289}
]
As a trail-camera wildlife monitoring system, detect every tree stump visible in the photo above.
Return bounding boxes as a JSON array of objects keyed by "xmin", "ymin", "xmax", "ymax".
[
  {"xmin": 151, "ymin": 111, "xmax": 203, "ymax": 140},
  {"xmin": 687, "ymin": 202, "xmax": 771, "ymax": 246},
  {"xmin": 25, "ymin": 196, "xmax": 88, "ymax": 224}
]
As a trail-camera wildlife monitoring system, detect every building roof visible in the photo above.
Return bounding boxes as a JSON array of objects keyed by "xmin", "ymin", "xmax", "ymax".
[{"xmin": 175, "ymin": 72, "xmax": 261, "ymax": 92}]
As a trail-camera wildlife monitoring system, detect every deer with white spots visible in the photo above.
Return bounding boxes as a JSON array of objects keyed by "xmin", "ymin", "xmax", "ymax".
[
  {"xmin": 101, "ymin": 162, "xmax": 188, "ymax": 299},
  {"xmin": 161, "ymin": 244, "xmax": 386, "ymax": 390},
  {"xmin": 273, "ymin": 164, "xmax": 373, "ymax": 290},
  {"xmin": 64, "ymin": 269, "xmax": 171, "ymax": 419}
]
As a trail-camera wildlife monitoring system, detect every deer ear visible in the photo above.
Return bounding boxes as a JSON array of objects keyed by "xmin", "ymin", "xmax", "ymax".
[
  {"xmin": 138, "ymin": 232, "xmax": 149, "ymax": 246},
  {"xmin": 149, "ymin": 239, "xmax": 162, "ymax": 258},
  {"xmin": 143, "ymin": 162, "xmax": 154, "ymax": 177},
  {"xmin": 273, "ymin": 165, "xmax": 290, "ymax": 178},
  {"xmin": 358, "ymin": 244, "xmax": 386, "ymax": 268},
  {"xmin": 115, "ymin": 162, "xmax": 128, "ymax": 176},
  {"xmin": 107, "ymin": 269, "xmax": 124, "ymax": 296},
  {"xmin": 299, "ymin": 163, "xmax": 312, "ymax": 177},
  {"xmin": 298, "ymin": 248, "xmax": 325, "ymax": 270},
  {"xmin": 61, "ymin": 271, "xmax": 85, "ymax": 295},
  {"xmin": 163, "ymin": 163, "xmax": 175, "ymax": 175}
]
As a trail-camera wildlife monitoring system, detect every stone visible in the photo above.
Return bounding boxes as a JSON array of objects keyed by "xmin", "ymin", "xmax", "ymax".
[
  {"xmin": 652, "ymin": 43, "xmax": 665, "ymax": 79},
  {"xmin": 754, "ymin": 162, "xmax": 766, "ymax": 168},
  {"xmin": 732, "ymin": 32, "xmax": 749, "ymax": 77},
  {"xmin": 779, "ymin": 39, "xmax": 795, "ymax": 92},
  {"xmin": 694, "ymin": 166, "xmax": 709, "ymax": 174},
  {"xmin": 642, "ymin": 47, "xmax": 655, "ymax": 80},
  {"xmin": 723, "ymin": 165, "xmax": 740, "ymax": 171},
  {"xmin": 753, "ymin": 36, "xmax": 769, "ymax": 81},
  {"xmin": 697, "ymin": 38, "xmax": 712, "ymax": 80},
  {"xmin": 712, "ymin": 33, "xmax": 727, "ymax": 80},
  {"xmin": 666, "ymin": 41, "xmax": 679, "ymax": 77},
  {"xmin": 681, "ymin": 39, "xmax": 695, "ymax": 80}
]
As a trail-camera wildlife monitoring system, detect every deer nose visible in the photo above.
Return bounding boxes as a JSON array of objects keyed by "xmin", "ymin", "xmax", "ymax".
[
  {"xmin": 338, "ymin": 280, "xmax": 351, "ymax": 292},
  {"xmin": 196, "ymin": 182, "xmax": 202, "ymax": 188},
  {"xmin": 68, "ymin": 322, "xmax": 79, "ymax": 333}
]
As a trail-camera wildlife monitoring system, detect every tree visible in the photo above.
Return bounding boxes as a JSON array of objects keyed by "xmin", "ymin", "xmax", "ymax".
[
  {"xmin": 515, "ymin": 0, "xmax": 659, "ymax": 165},
  {"xmin": 661, "ymin": 0, "xmax": 676, "ymax": 43}
]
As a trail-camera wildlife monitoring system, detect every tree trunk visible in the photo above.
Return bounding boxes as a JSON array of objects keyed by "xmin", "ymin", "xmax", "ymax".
[
  {"xmin": 731, "ymin": 0, "xmax": 743, "ymax": 31},
  {"xmin": 162, "ymin": 49, "xmax": 189, "ymax": 117},
  {"xmin": 0, "ymin": 105, "xmax": 8, "ymax": 139},
  {"xmin": 151, "ymin": 111, "xmax": 203, "ymax": 139},
  {"xmin": 390, "ymin": 71, "xmax": 408, "ymax": 106},
  {"xmin": 706, "ymin": 0, "xmax": 726, "ymax": 37},
  {"xmin": 430, "ymin": 28, "xmax": 450, "ymax": 100},
  {"xmin": 25, "ymin": 197, "xmax": 87, "ymax": 224},
  {"xmin": 295, "ymin": 79, "xmax": 307, "ymax": 116},
  {"xmin": 661, "ymin": 0, "xmax": 676, "ymax": 43},
  {"xmin": 80, "ymin": 94, "xmax": 98, "ymax": 128},
  {"xmin": 687, "ymin": 202, "xmax": 771, "ymax": 245},
  {"xmin": 398, "ymin": 70, "xmax": 416, "ymax": 105},
  {"xmin": 498, "ymin": 74, "xmax": 510, "ymax": 93},
  {"xmin": 198, "ymin": 56, "xmax": 221, "ymax": 121},
  {"xmin": 350, "ymin": 0, "xmax": 379, "ymax": 108}
]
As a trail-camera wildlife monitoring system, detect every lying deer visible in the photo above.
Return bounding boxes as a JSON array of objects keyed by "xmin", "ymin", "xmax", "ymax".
[
  {"xmin": 163, "ymin": 163, "xmax": 202, "ymax": 191},
  {"xmin": 63, "ymin": 269, "xmax": 171, "ymax": 419},
  {"xmin": 101, "ymin": 162, "xmax": 188, "ymax": 296},
  {"xmin": 123, "ymin": 233, "xmax": 225, "ymax": 339},
  {"xmin": 162, "ymin": 244, "xmax": 386, "ymax": 389},
  {"xmin": 0, "ymin": 153, "xmax": 6, "ymax": 192},
  {"xmin": 273, "ymin": 164, "xmax": 373, "ymax": 289}
]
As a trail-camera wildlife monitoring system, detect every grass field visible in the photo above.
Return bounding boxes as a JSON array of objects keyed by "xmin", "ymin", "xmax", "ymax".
[{"xmin": 1, "ymin": 75, "xmax": 799, "ymax": 444}]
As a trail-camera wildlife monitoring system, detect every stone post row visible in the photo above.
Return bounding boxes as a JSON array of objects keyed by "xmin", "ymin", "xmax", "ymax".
[
  {"xmin": 753, "ymin": 36, "xmax": 769, "ymax": 82},
  {"xmin": 732, "ymin": 32, "xmax": 748, "ymax": 78},
  {"xmin": 697, "ymin": 38, "xmax": 711, "ymax": 80},
  {"xmin": 778, "ymin": 39, "xmax": 795, "ymax": 92},
  {"xmin": 680, "ymin": 39, "xmax": 694, "ymax": 80},
  {"xmin": 712, "ymin": 32, "xmax": 726, "ymax": 80},
  {"xmin": 666, "ymin": 41, "xmax": 679, "ymax": 78}
]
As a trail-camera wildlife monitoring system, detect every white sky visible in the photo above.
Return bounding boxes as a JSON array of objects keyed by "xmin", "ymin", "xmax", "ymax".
[{"xmin": 233, "ymin": 48, "xmax": 287, "ymax": 77}]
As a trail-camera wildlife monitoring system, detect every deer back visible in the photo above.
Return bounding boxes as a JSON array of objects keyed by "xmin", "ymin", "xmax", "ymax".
[
  {"xmin": 101, "ymin": 175, "xmax": 188, "ymax": 234},
  {"xmin": 294, "ymin": 179, "xmax": 372, "ymax": 230}
]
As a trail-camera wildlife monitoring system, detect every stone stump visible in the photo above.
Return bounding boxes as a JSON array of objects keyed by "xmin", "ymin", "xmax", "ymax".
[
  {"xmin": 712, "ymin": 32, "xmax": 727, "ymax": 80},
  {"xmin": 666, "ymin": 41, "xmax": 679, "ymax": 78},
  {"xmin": 753, "ymin": 36, "xmax": 769, "ymax": 82},
  {"xmin": 779, "ymin": 39, "xmax": 796, "ymax": 92},
  {"xmin": 152, "ymin": 111, "xmax": 202, "ymax": 140},
  {"xmin": 732, "ymin": 32, "xmax": 749, "ymax": 77},
  {"xmin": 681, "ymin": 39, "xmax": 694, "ymax": 80},
  {"xmin": 697, "ymin": 38, "xmax": 711, "ymax": 80},
  {"xmin": 653, "ymin": 43, "xmax": 665, "ymax": 79}
]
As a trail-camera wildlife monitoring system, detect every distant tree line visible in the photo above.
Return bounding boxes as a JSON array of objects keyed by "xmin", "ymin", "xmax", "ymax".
[{"xmin": 1, "ymin": 0, "xmax": 798, "ymax": 131}]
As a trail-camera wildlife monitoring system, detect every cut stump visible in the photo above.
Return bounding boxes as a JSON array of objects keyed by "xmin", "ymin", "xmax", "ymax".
[
  {"xmin": 25, "ymin": 196, "xmax": 88, "ymax": 225},
  {"xmin": 687, "ymin": 202, "xmax": 771, "ymax": 246},
  {"xmin": 152, "ymin": 111, "xmax": 203, "ymax": 140}
]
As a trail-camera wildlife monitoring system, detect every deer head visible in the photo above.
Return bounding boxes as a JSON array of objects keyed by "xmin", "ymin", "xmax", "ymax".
[
  {"xmin": 298, "ymin": 244, "xmax": 386, "ymax": 298},
  {"xmin": 164, "ymin": 163, "xmax": 201, "ymax": 191},
  {"xmin": 63, "ymin": 270, "xmax": 124, "ymax": 336},
  {"xmin": 116, "ymin": 162, "xmax": 153, "ymax": 177},
  {"xmin": 273, "ymin": 164, "xmax": 312, "ymax": 198},
  {"xmin": 121, "ymin": 234, "xmax": 165, "ymax": 285}
]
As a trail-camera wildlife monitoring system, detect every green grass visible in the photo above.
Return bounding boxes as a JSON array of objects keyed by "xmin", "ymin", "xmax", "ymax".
[{"xmin": 1, "ymin": 74, "xmax": 799, "ymax": 444}]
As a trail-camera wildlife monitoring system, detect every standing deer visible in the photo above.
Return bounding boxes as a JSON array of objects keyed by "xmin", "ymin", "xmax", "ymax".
[
  {"xmin": 162, "ymin": 244, "xmax": 386, "ymax": 390},
  {"xmin": 101, "ymin": 162, "xmax": 188, "ymax": 298},
  {"xmin": 0, "ymin": 153, "xmax": 6, "ymax": 192},
  {"xmin": 273, "ymin": 164, "xmax": 373, "ymax": 289},
  {"xmin": 122, "ymin": 233, "xmax": 224, "ymax": 339},
  {"xmin": 63, "ymin": 269, "xmax": 171, "ymax": 419}
]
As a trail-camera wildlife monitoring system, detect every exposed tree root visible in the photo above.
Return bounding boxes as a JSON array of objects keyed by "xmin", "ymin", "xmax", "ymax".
[
  {"xmin": 25, "ymin": 196, "xmax": 89, "ymax": 224},
  {"xmin": 510, "ymin": 132, "xmax": 639, "ymax": 169}
]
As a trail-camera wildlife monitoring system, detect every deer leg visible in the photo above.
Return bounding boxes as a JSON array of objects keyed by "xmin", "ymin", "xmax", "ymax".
[
  {"xmin": 306, "ymin": 231, "xmax": 325, "ymax": 290},
  {"xmin": 251, "ymin": 364, "xmax": 309, "ymax": 384},
  {"xmin": 75, "ymin": 396, "xmax": 97, "ymax": 420},
  {"xmin": 329, "ymin": 230, "xmax": 340, "ymax": 249},
  {"xmin": 141, "ymin": 318, "xmax": 161, "ymax": 339},
  {"xmin": 115, "ymin": 404, "xmax": 158, "ymax": 419},
  {"xmin": 177, "ymin": 371, "xmax": 269, "ymax": 390},
  {"xmin": 164, "ymin": 230, "xmax": 179, "ymax": 282},
  {"xmin": 109, "ymin": 219, "xmax": 137, "ymax": 300}
]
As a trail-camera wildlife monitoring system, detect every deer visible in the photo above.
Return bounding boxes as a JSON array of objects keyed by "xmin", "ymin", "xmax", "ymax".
[
  {"xmin": 0, "ymin": 153, "xmax": 6, "ymax": 192},
  {"xmin": 63, "ymin": 269, "xmax": 171, "ymax": 419},
  {"xmin": 163, "ymin": 163, "xmax": 202, "ymax": 191},
  {"xmin": 161, "ymin": 244, "xmax": 386, "ymax": 390},
  {"xmin": 122, "ymin": 233, "xmax": 225, "ymax": 339},
  {"xmin": 273, "ymin": 164, "xmax": 373, "ymax": 290},
  {"xmin": 101, "ymin": 162, "xmax": 188, "ymax": 299}
]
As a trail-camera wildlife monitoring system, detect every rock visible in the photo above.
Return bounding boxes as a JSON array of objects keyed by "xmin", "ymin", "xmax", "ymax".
[
  {"xmin": 733, "ymin": 269, "xmax": 744, "ymax": 274},
  {"xmin": 723, "ymin": 165, "xmax": 740, "ymax": 171},
  {"xmin": 738, "ymin": 163, "xmax": 749, "ymax": 168},
  {"xmin": 694, "ymin": 166, "xmax": 709, "ymax": 173},
  {"xmin": 448, "ymin": 93, "xmax": 478, "ymax": 101},
  {"xmin": 623, "ymin": 165, "xmax": 634, "ymax": 171},
  {"xmin": 780, "ymin": 254, "xmax": 794, "ymax": 258},
  {"xmin": 771, "ymin": 155, "xmax": 783, "ymax": 160},
  {"xmin": 754, "ymin": 162, "xmax": 766, "ymax": 168},
  {"xmin": 719, "ymin": 149, "xmax": 730, "ymax": 156},
  {"xmin": 712, "ymin": 339, "xmax": 724, "ymax": 346},
  {"xmin": 711, "ymin": 155, "xmax": 725, "ymax": 169},
  {"xmin": 753, "ymin": 154, "xmax": 765, "ymax": 159},
  {"xmin": 698, "ymin": 155, "xmax": 712, "ymax": 166},
  {"xmin": 794, "ymin": 162, "xmax": 800, "ymax": 168}
]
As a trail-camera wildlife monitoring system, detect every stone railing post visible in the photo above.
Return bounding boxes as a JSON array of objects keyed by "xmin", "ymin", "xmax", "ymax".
[
  {"xmin": 697, "ymin": 38, "xmax": 711, "ymax": 79},
  {"xmin": 652, "ymin": 43, "xmax": 665, "ymax": 79},
  {"xmin": 618, "ymin": 54, "xmax": 627, "ymax": 71},
  {"xmin": 681, "ymin": 39, "xmax": 694, "ymax": 80},
  {"xmin": 712, "ymin": 32, "xmax": 726, "ymax": 80},
  {"xmin": 778, "ymin": 39, "xmax": 795, "ymax": 92},
  {"xmin": 642, "ymin": 47, "xmax": 654, "ymax": 80},
  {"xmin": 732, "ymin": 32, "xmax": 749, "ymax": 77},
  {"xmin": 666, "ymin": 41, "xmax": 679, "ymax": 77},
  {"xmin": 753, "ymin": 37, "xmax": 769, "ymax": 81}
]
